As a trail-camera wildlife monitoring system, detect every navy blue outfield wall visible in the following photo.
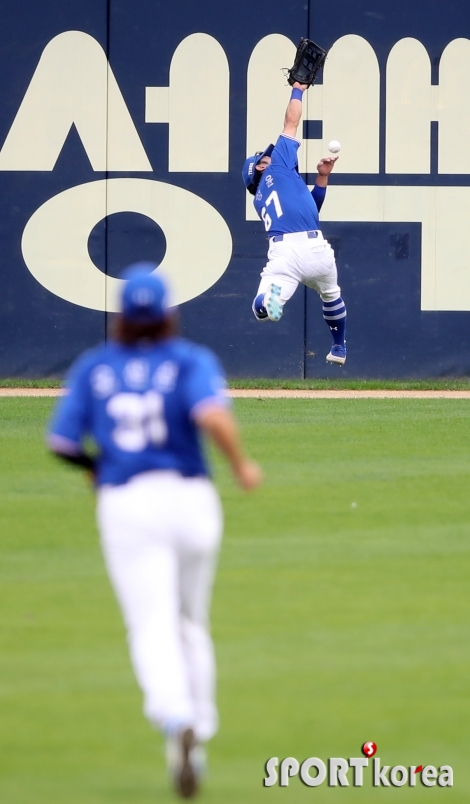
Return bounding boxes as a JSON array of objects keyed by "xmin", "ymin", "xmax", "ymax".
[{"xmin": 1, "ymin": 0, "xmax": 470, "ymax": 378}]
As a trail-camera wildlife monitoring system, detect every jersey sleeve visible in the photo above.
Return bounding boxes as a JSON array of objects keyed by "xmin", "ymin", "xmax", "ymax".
[
  {"xmin": 271, "ymin": 134, "xmax": 301, "ymax": 171},
  {"xmin": 311, "ymin": 184, "xmax": 326, "ymax": 212},
  {"xmin": 47, "ymin": 354, "xmax": 93, "ymax": 454},
  {"xmin": 183, "ymin": 347, "xmax": 230, "ymax": 419}
]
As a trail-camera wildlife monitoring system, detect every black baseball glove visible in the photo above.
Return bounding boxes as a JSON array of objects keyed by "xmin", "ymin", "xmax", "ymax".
[{"xmin": 287, "ymin": 38, "xmax": 327, "ymax": 87}]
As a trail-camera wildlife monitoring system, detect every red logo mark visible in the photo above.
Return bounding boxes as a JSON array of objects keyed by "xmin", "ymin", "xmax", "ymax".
[
  {"xmin": 415, "ymin": 765, "xmax": 423, "ymax": 773},
  {"xmin": 362, "ymin": 741, "xmax": 377, "ymax": 757}
]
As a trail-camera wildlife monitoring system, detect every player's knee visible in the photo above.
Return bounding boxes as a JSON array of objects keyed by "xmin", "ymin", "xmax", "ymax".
[
  {"xmin": 181, "ymin": 614, "xmax": 209, "ymax": 642},
  {"xmin": 320, "ymin": 290, "xmax": 341, "ymax": 303}
]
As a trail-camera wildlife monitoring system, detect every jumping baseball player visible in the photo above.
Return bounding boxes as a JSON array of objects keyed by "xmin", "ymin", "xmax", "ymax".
[
  {"xmin": 242, "ymin": 81, "xmax": 347, "ymax": 365},
  {"xmin": 47, "ymin": 265, "xmax": 262, "ymax": 799}
]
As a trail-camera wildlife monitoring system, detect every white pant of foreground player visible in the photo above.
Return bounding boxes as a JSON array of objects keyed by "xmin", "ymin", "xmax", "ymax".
[
  {"xmin": 97, "ymin": 471, "xmax": 222, "ymax": 743},
  {"xmin": 256, "ymin": 230, "xmax": 341, "ymax": 306}
]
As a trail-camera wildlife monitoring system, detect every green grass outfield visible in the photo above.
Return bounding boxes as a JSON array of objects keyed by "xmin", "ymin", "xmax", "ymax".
[
  {"xmin": 0, "ymin": 398, "xmax": 469, "ymax": 803},
  {"xmin": 3, "ymin": 376, "xmax": 470, "ymax": 390}
]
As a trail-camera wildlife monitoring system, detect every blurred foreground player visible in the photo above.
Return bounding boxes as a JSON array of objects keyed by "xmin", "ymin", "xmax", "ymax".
[{"xmin": 47, "ymin": 264, "xmax": 262, "ymax": 798}]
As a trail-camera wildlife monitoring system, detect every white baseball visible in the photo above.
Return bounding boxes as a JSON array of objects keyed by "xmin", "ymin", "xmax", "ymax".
[{"xmin": 328, "ymin": 140, "xmax": 341, "ymax": 153}]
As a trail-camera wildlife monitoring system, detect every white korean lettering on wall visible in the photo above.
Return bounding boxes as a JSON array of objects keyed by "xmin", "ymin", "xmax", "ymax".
[{"xmin": 1, "ymin": 31, "xmax": 470, "ymax": 312}]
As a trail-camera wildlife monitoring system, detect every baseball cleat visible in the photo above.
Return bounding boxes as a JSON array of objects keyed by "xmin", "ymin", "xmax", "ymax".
[
  {"xmin": 166, "ymin": 727, "xmax": 203, "ymax": 799},
  {"xmin": 326, "ymin": 343, "xmax": 347, "ymax": 365},
  {"xmin": 263, "ymin": 284, "xmax": 283, "ymax": 321},
  {"xmin": 252, "ymin": 294, "xmax": 269, "ymax": 321}
]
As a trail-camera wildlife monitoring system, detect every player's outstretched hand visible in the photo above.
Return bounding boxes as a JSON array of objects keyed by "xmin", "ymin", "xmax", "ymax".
[
  {"xmin": 317, "ymin": 156, "xmax": 338, "ymax": 175},
  {"xmin": 235, "ymin": 459, "xmax": 264, "ymax": 491}
]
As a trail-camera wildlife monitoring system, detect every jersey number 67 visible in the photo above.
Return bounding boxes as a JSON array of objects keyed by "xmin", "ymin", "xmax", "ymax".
[{"xmin": 261, "ymin": 190, "xmax": 283, "ymax": 232}]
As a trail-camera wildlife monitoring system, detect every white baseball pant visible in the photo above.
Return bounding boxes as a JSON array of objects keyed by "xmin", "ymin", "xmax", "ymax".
[
  {"xmin": 97, "ymin": 470, "xmax": 223, "ymax": 743},
  {"xmin": 256, "ymin": 230, "xmax": 341, "ymax": 305}
]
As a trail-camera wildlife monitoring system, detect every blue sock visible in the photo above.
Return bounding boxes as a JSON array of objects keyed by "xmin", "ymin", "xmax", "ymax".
[
  {"xmin": 253, "ymin": 293, "xmax": 268, "ymax": 320},
  {"xmin": 322, "ymin": 297, "xmax": 346, "ymax": 345}
]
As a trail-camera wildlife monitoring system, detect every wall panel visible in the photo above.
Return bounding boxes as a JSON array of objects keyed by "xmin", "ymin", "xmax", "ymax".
[{"xmin": 0, "ymin": 0, "xmax": 469, "ymax": 377}]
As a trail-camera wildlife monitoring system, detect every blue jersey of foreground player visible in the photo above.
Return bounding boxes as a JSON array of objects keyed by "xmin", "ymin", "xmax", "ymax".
[
  {"xmin": 253, "ymin": 134, "xmax": 324, "ymax": 237},
  {"xmin": 48, "ymin": 338, "xmax": 228, "ymax": 486}
]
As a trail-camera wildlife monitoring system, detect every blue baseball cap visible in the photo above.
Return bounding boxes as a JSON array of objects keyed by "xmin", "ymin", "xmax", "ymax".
[
  {"xmin": 121, "ymin": 263, "xmax": 170, "ymax": 322},
  {"xmin": 241, "ymin": 143, "xmax": 275, "ymax": 194}
]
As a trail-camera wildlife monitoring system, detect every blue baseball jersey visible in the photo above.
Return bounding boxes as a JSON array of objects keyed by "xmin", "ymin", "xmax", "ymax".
[
  {"xmin": 48, "ymin": 338, "xmax": 229, "ymax": 486},
  {"xmin": 253, "ymin": 134, "xmax": 321, "ymax": 237}
]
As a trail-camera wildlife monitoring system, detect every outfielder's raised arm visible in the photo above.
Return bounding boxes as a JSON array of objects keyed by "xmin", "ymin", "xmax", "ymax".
[
  {"xmin": 283, "ymin": 38, "xmax": 327, "ymax": 138},
  {"xmin": 310, "ymin": 155, "xmax": 339, "ymax": 212},
  {"xmin": 282, "ymin": 82, "xmax": 308, "ymax": 138}
]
